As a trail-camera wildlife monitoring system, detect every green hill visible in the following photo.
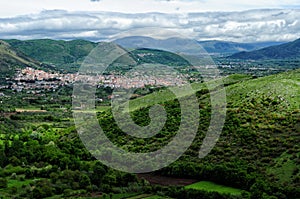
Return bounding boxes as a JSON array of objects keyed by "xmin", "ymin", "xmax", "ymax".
[
  {"xmin": 5, "ymin": 39, "xmax": 192, "ymax": 73},
  {"xmin": 4, "ymin": 39, "xmax": 98, "ymax": 73},
  {"xmin": 108, "ymin": 48, "xmax": 191, "ymax": 73},
  {"xmin": 0, "ymin": 40, "xmax": 40, "ymax": 79},
  {"xmin": 229, "ymin": 38, "xmax": 300, "ymax": 60},
  {"xmin": 97, "ymin": 69, "xmax": 300, "ymax": 198}
]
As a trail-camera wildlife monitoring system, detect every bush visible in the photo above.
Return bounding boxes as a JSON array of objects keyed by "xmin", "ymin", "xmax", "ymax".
[
  {"xmin": 3, "ymin": 165, "xmax": 26, "ymax": 176},
  {"xmin": 0, "ymin": 177, "xmax": 7, "ymax": 188}
]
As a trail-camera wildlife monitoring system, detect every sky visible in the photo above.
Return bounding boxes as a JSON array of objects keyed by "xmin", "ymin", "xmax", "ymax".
[{"xmin": 0, "ymin": 0, "xmax": 300, "ymax": 42}]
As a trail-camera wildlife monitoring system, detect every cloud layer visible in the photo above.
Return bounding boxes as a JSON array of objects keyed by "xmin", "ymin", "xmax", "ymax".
[{"xmin": 0, "ymin": 9, "xmax": 299, "ymax": 42}]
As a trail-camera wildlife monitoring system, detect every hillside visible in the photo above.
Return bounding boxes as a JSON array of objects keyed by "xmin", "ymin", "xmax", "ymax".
[
  {"xmin": 0, "ymin": 67, "xmax": 299, "ymax": 198},
  {"xmin": 5, "ymin": 39, "xmax": 193, "ymax": 73},
  {"xmin": 4, "ymin": 39, "xmax": 98, "ymax": 73},
  {"xmin": 229, "ymin": 38, "xmax": 300, "ymax": 60},
  {"xmin": 0, "ymin": 40, "xmax": 40, "ymax": 79},
  {"xmin": 96, "ymin": 69, "xmax": 300, "ymax": 198}
]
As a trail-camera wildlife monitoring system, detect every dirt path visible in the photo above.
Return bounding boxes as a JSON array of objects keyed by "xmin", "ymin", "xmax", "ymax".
[{"xmin": 16, "ymin": 108, "xmax": 47, "ymax": 113}]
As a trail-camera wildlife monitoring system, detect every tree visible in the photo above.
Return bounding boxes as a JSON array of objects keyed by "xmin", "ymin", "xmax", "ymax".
[
  {"xmin": 91, "ymin": 162, "xmax": 106, "ymax": 186},
  {"xmin": 79, "ymin": 174, "xmax": 91, "ymax": 189},
  {"xmin": 32, "ymin": 179, "xmax": 54, "ymax": 198},
  {"xmin": 0, "ymin": 147, "xmax": 7, "ymax": 167},
  {"xmin": 0, "ymin": 178, "xmax": 7, "ymax": 188}
]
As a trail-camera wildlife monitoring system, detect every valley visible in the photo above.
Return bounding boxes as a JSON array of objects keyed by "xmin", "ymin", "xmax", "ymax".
[{"xmin": 0, "ymin": 38, "xmax": 299, "ymax": 199}]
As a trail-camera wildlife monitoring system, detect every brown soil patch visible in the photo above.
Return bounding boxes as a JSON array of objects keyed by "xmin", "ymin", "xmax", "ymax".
[{"xmin": 138, "ymin": 174, "xmax": 198, "ymax": 186}]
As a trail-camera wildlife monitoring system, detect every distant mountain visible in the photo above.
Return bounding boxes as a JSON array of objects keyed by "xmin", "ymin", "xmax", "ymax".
[
  {"xmin": 5, "ymin": 39, "xmax": 98, "ymax": 73},
  {"xmin": 4, "ymin": 37, "xmax": 288, "ymax": 73},
  {"xmin": 114, "ymin": 36, "xmax": 157, "ymax": 49},
  {"xmin": 229, "ymin": 38, "xmax": 300, "ymax": 60},
  {"xmin": 115, "ymin": 36, "xmax": 283, "ymax": 55},
  {"xmin": 3, "ymin": 37, "xmax": 292, "ymax": 75},
  {"xmin": 0, "ymin": 40, "xmax": 40, "ymax": 79},
  {"xmin": 198, "ymin": 40, "xmax": 284, "ymax": 54},
  {"xmin": 114, "ymin": 36, "xmax": 204, "ymax": 55},
  {"xmin": 5, "ymin": 38, "xmax": 195, "ymax": 73}
]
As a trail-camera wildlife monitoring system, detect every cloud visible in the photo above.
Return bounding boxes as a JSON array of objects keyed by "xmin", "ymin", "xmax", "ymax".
[
  {"xmin": 0, "ymin": 9, "xmax": 299, "ymax": 42},
  {"xmin": 1, "ymin": 0, "xmax": 300, "ymax": 18}
]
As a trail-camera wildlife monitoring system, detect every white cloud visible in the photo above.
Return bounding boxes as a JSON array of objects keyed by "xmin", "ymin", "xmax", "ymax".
[
  {"xmin": 1, "ymin": 0, "xmax": 300, "ymax": 18},
  {"xmin": 0, "ymin": 9, "xmax": 299, "ymax": 43}
]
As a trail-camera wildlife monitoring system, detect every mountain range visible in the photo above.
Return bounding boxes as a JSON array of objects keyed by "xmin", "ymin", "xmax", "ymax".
[
  {"xmin": 0, "ymin": 37, "xmax": 299, "ymax": 77},
  {"xmin": 229, "ymin": 38, "xmax": 300, "ymax": 60},
  {"xmin": 114, "ymin": 36, "xmax": 283, "ymax": 55},
  {"xmin": 198, "ymin": 40, "xmax": 284, "ymax": 54}
]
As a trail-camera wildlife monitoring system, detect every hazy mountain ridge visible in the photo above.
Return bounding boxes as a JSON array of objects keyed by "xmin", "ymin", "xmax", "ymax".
[
  {"xmin": 114, "ymin": 36, "xmax": 284, "ymax": 54},
  {"xmin": 229, "ymin": 38, "xmax": 300, "ymax": 60},
  {"xmin": 198, "ymin": 40, "xmax": 284, "ymax": 54}
]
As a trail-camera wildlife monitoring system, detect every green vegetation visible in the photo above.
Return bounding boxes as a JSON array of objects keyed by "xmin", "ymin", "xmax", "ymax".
[
  {"xmin": 0, "ymin": 40, "xmax": 40, "ymax": 80},
  {"xmin": 97, "ymin": 69, "xmax": 300, "ymax": 198},
  {"xmin": 130, "ymin": 48, "xmax": 190, "ymax": 67},
  {"xmin": 185, "ymin": 181, "xmax": 243, "ymax": 195},
  {"xmin": 4, "ymin": 39, "xmax": 192, "ymax": 74},
  {"xmin": 127, "ymin": 73, "xmax": 251, "ymax": 112},
  {"xmin": 98, "ymin": 193, "xmax": 141, "ymax": 199},
  {"xmin": 5, "ymin": 39, "xmax": 98, "ymax": 73},
  {"xmin": 0, "ymin": 69, "xmax": 299, "ymax": 198},
  {"xmin": 0, "ymin": 38, "xmax": 299, "ymax": 198},
  {"xmin": 267, "ymin": 152, "xmax": 298, "ymax": 184},
  {"xmin": 226, "ymin": 69, "xmax": 300, "ymax": 110}
]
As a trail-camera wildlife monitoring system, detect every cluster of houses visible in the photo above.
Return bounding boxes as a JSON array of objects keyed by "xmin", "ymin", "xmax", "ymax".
[{"xmin": 9, "ymin": 67, "xmax": 189, "ymax": 92}]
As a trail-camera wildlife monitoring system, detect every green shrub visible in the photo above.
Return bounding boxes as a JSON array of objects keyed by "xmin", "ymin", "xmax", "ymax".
[{"xmin": 0, "ymin": 177, "xmax": 7, "ymax": 188}]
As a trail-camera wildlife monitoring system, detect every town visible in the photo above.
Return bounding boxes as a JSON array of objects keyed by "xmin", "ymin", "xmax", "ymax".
[{"xmin": 9, "ymin": 67, "xmax": 189, "ymax": 92}]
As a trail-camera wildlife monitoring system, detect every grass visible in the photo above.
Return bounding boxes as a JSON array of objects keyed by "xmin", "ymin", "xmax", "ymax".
[
  {"xmin": 7, "ymin": 179, "xmax": 32, "ymax": 189},
  {"xmin": 267, "ymin": 152, "xmax": 298, "ymax": 183},
  {"xmin": 96, "ymin": 106, "xmax": 111, "ymax": 112},
  {"xmin": 126, "ymin": 69, "xmax": 300, "ymax": 113},
  {"xmin": 185, "ymin": 181, "xmax": 244, "ymax": 195},
  {"xmin": 98, "ymin": 193, "xmax": 141, "ymax": 199},
  {"xmin": 0, "ymin": 178, "xmax": 33, "ymax": 198},
  {"xmin": 126, "ymin": 74, "xmax": 251, "ymax": 112},
  {"xmin": 226, "ymin": 69, "xmax": 300, "ymax": 110}
]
